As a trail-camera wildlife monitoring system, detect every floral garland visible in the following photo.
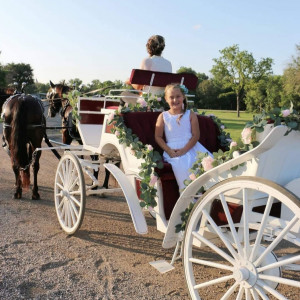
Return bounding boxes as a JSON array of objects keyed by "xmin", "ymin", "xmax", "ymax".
[
  {"xmin": 107, "ymin": 96, "xmax": 165, "ymax": 209},
  {"xmin": 175, "ymin": 103, "xmax": 300, "ymax": 232}
]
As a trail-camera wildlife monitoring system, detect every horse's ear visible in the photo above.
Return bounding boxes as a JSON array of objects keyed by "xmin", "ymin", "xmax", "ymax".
[
  {"xmin": 50, "ymin": 81, "xmax": 55, "ymax": 88},
  {"xmin": 62, "ymin": 80, "xmax": 65, "ymax": 86}
]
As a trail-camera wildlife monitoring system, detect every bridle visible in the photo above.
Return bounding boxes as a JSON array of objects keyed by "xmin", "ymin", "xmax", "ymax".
[{"xmin": 47, "ymin": 85, "xmax": 71, "ymax": 118}]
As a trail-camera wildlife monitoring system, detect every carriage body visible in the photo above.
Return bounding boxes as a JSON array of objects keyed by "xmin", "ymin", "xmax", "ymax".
[{"xmin": 52, "ymin": 70, "xmax": 300, "ymax": 299}]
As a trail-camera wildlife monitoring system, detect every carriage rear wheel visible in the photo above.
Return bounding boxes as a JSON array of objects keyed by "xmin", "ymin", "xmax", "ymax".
[
  {"xmin": 54, "ymin": 152, "xmax": 86, "ymax": 235},
  {"xmin": 183, "ymin": 176, "xmax": 300, "ymax": 299}
]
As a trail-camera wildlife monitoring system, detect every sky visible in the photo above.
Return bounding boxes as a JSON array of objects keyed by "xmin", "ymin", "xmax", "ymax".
[{"xmin": 0, "ymin": 0, "xmax": 299, "ymax": 85}]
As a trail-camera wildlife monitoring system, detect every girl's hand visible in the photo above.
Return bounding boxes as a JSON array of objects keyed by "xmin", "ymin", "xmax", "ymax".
[
  {"xmin": 167, "ymin": 149, "xmax": 178, "ymax": 158},
  {"xmin": 174, "ymin": 148, "xmax": 186, "ymax": 157}
]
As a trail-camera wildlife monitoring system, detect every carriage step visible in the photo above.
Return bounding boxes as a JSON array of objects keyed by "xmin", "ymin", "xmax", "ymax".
[{"xmin": 149, "ymin": 260, "xmax": 175, "ymax": 274}]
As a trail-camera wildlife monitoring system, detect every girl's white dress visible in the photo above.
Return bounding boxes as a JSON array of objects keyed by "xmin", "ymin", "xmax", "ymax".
[{"xmin": 162, "ymin": 110, "xmax": 212, "ymax": 190}]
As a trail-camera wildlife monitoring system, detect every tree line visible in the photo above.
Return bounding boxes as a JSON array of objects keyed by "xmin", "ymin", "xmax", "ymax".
[{"xmin": 1, "ymin": 44, "xmax": 300, "ymax": 116}]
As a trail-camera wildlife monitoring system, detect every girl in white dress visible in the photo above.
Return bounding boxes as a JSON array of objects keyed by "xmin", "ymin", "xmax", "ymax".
[{"xmin": 155, "ymin": 84, "xmax": 212, "ymax": 190}]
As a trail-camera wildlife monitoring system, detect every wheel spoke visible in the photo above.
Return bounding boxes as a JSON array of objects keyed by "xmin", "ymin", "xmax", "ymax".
[
  {"xmin": 245, "ymin": 288, "xmax": 251, "ymax": 300},
  {"xmin": 192, "ymin": 231, "xmax": 235, "ymax": 265},
  {"xmin": 57, "ymin": 198, "xmax": 64, "ymax": 210},
  {"xmin": 68, "ymin": 175, "xmax": 79, "ymax": 191},
  {"xmin": 56, "ymin": 182, "xmax": 64, "ymax": 191},
  {"xmin": 242, "ymin": 188, "xmax": 250, "ymax": 259},
  {"xmin": 259, "ymin": 274, "xmax": 300, "ymax": 288},
  {"xmin": 57, "ymin": 170, "xmax": 64, "ymax": 185},
  {"xmin": 70, "ymin": 195, "xmax": 81, "ymax": 207},
  {"xmin": 189, "ymin": 258, "xmax": 233, "ymax": 271},
  {"xmin": 258, "ymin": 254, "xmax": 300, "ymax": 273},
  {"xmin": 257, "ymin": 278, "xmax": 288, "ymax": 300},
  {"xmin": 194, "ymin": 274, "xmax": 234, "ymax": 290},
  {"xmin": 250, "ymin": 195, "xmax": 274, "ymax": 261},
  {"xmin": 254, "ymin": 215, "xmax": 299, "ymax": 266},
  {"xmin": 220, "ymin": 282, "xmax": 238, "ymax": 300},
  {"xmin": 254, "ymin": 284, "xmax": 269, "ymax": 300},
  {"xmin": 69, "ymin": 197, "xmax": 79, "ymax": 219},
  {"xmin": 250, "ymin": 288, "xmax": 260, "ymax": 300},
  {"xmin": 219, "ymin": 193, "xmax": 244, "ymax": 257},
  {"xmin": 202, "ymin": 209, "xmax": 239, "ymax": 260},
  {"xmin": 69, "ymin": 199, "xmax": 77, "ymax": 225},
  {"xmin": 236, "ymin": 286, "xmax": 244, "ymax": 300}
]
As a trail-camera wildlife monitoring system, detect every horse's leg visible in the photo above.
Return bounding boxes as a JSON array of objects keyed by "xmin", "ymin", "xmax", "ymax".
[
  {"xmin": 31, "ymin": 147, "xmax": 41, "ymax": 200},
  {"xmin": 13, "ymin": 164, "xmax": 22, "ymax": 199},
  {"xmin": 102, "ymin": 160, "xmax": 120, "ymax": 189},
  {"xmin": 102, "ymin": 159, "xmax": 110, "ymax": 189}
]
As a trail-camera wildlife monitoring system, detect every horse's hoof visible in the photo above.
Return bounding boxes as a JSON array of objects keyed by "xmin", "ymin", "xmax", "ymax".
[
  {"xmin": 14, "ymin": 192, "xmax": 22, "ymax": 199},
  {"xmin": 32, "ymin": 193, "xmax": 40, "ymax": 200}
]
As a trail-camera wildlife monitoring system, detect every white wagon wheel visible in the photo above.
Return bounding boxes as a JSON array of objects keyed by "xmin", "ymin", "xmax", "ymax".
[
  {"xmin": 183, "ymin": 176, "xmax": 300, "ymax": 299},
  {"xmin": 54, "ymin": 152, "xmax": 86, "ymax": 235}
]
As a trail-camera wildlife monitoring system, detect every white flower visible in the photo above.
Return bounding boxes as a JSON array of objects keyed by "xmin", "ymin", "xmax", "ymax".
[
  {"xmin": 189, "ymin": 173, "xmax": 196, "ymax": 181},
  {"xmin": 282, "ymin": 109, "xmax": 291, "ymax": 117},
  {"xmin": 201, "ymin": 156, "xmax": 214, "ymax": 171},
  {"xmin": 115, "ymin": 130, "xmax": 120, "ymax": 137},
  {"xmin": 230, "ymin": 141, "xmax": 237, "ymax": 149},
  {"xmin": 232, "ymin": 151, "xmax": 240, "ymax": 159},
  {"xmin": 156, "ymin": 97, "xmax": 161, "ymax": 102},
  {"xmin": 220, "ymin": 125, "xmax": 225, "ymax": 130},
  {"xmin": 108, "ymin": 112, "xmax": 115, "ymax": 122},
  {"xmin": 137, "ymin": 97, "xmax": 147, "ymax": 107},
  {"xmin": 149, "ymin": 174, "xmax": 158, "ymax": 187},
  {"xmin": 241, "ymin": 127, "xmax": 252, "ymax": 144},
  {"xmin": 146, "ymin": 144, "xmax": 153, "ymax": 151}
]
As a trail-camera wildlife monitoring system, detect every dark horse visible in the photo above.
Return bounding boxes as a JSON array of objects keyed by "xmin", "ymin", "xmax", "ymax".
[
  {"xmin": 1, "ymin": 94, "xmax": 45, "ymax": 199},
  {"xmin": 46, "ymin": 81, "xmax": 78, "ymax": 144},
  {"xmin": 46, "ymin": 81, "xmax": 113, "ymax": 188}
]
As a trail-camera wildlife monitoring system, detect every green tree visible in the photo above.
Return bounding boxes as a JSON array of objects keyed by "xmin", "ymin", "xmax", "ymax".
[
  {"xmin": 282, "ymin": 44, "xmax": 300, "ymax": 110},
  {"xmin": 0, "ymin": 52, "xmax": 6, "ymax": 88},
  {"xmin": 4, "ymin": 63, "xmax": 34, "ymax": 90},
  {"xmin": 211, "ymin": 44, "xmax": 273, "ymax": 117},
  {"xmin": 177, "ymin": 66, "xmax": 208, "ymax": 83},
  {"xmin": 245, "ymin": 75, "xmax": 283, "ymax": 112},
  {"xmin": 68, "ymin": 78, "xmax": 83, "ymax": 90}
]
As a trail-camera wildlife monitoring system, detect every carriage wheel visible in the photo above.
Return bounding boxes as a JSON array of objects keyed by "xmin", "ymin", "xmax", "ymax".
[
  {"xmin": 183, "ymin": 176, "xmax": 300, "ymax": 299},
  {"xmin": 54, "ymin": 152, "xmax": 86, "ymax": 235}
]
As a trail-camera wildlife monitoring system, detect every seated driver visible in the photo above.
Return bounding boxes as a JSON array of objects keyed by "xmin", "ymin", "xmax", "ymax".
[{"xmin": 121, "ymin": 35, "xmax": 172, "ymax": 105}]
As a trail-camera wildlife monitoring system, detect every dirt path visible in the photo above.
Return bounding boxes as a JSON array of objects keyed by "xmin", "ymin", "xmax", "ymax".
[{"xmin": 0, "ymin": 113, "xmax": 190, "ymax": 300}]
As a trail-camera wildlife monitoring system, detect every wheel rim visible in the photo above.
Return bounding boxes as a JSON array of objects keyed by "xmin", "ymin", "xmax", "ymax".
[
  {"xmin": 183, "ymin": 177, "xmax": 300, "ymax": 299},
  {"xmin": 55, "ymin": 153, "xmax": 86, "ymax": 234}
]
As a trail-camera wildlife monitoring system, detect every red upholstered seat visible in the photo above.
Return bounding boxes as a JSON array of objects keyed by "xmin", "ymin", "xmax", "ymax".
[
  {"xmin": 79, "ymin": 99, "xmax": 119, "ymax": 125},
  {"xmin": 122, "ymin": 112, "xmax": 222, "ymax": 220},
  {"xmin": 129, "ymin": 69, "xmax": 198, "ymax": 89}
]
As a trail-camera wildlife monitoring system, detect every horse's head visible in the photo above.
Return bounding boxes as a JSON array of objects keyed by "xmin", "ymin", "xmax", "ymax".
[{"xmin": 47, "ymin": 80, "xmax": 70, "ymax": 117}]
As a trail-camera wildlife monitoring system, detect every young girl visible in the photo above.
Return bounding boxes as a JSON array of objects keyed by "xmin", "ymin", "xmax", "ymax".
[{"xmin": 155, "ymin": 83, "xmax": 212, "ymax": 190}]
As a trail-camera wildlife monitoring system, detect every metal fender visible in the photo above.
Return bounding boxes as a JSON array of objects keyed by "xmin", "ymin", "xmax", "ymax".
[{"xmin": 104, "ymin": 163, "xmax": 148, "ymax": 234}]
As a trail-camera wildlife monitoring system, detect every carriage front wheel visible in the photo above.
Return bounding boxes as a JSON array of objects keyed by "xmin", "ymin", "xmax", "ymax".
[
  {"xmin": 54, "ymin": 152, "xmax": 86, "ymax": 235},
  {"xmin": 183, "ymin": 176, "xmax": 300, "ymax": 299}
]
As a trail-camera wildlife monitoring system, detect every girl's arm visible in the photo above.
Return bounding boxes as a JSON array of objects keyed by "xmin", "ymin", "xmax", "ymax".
[
  {"xmin": 176, "ymin": 111, "xmax": 200, "ymax": 157},
  {"xmin": 155, "ymin": 113, "xmax": 177, "ymax": 158}
]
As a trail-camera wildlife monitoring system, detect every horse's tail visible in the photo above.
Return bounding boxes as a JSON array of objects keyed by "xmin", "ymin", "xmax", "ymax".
[{"xmin": 10, "ymin": 97, "xmax": 30, "ymax": 188}]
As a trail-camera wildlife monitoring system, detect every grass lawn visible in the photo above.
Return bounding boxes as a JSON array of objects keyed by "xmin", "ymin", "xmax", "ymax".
[{"xmin": 197, "ymin": 109, "xmax": 254, "ymax": 141}]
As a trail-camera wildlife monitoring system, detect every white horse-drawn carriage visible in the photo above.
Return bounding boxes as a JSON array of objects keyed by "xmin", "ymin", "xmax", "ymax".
[{"xmin": 49, "ymin": 69, "xmax": 300, "ymax": 299}]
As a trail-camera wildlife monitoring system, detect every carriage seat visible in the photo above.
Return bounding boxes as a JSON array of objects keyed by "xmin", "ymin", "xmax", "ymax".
[
  {"xmin": 129, "ymin": 69, "xmax": 198, "ymax": 90},
  {"xmin": 77, "ymin": 97, "xmax": 119, "ymax": 147},
  {"xmin": 122, "ymin": 112, "xmax": 222, "ymax": 220}
]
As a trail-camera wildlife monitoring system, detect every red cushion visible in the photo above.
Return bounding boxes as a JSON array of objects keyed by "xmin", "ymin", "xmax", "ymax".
[{"xmin": 129, "ymin": 69, "xmax": 198, "ymax": 90}]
